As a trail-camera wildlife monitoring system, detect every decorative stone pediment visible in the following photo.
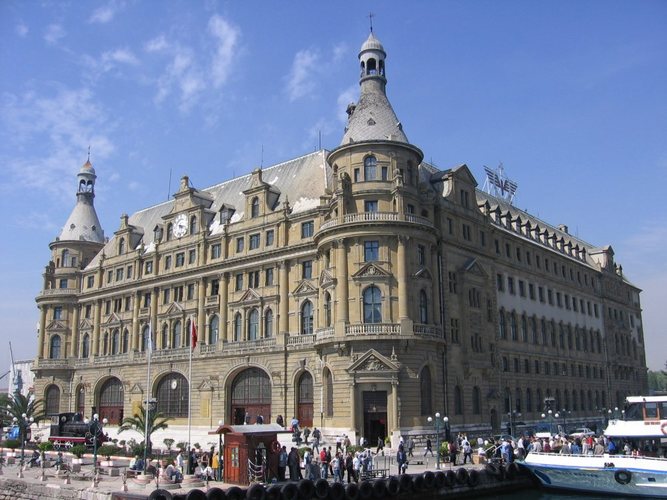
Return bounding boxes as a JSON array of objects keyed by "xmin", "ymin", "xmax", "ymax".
[
  {"xmin": 236, "ymin": 288, "xmax": 262, "ymax": 305},
  {"xmin": 79, "ymin": 318, "xmax": 94, "ymax": 331},
  {"xmin": 164, "ymin": 302, "xmax": 185, "ymax": 317},
  {"xmin": 461, "ymin": 258, "xmax": 488, "ymax": 278},
  {"xmin": 319, "ymin": 269, "xmax": 335, "ymax": 289},
  {"xmin": 292, "ymin": 280, "xmax": 317, "ymax": 297},
  {"xmin": 46, "ymin": 320, "xmax": 68, "ymax": 332},
  {"xmin": 413, "ymin": 267, "xmax": 432, "ymax": 280},
  {"xmin": 347, "ymin": 349, "xmax": 399, "ymax": 374},
  {"xmin": 104, "ymin": 313, "xmax": 122, "ymax": 326},
  {"xmin": 198, "ymin": 379, "xmax": 214, "ymax": 392},
  {"xmin": 129, "ymin": 383, "xmax": 144, "ymax": 395},
  {"xmin": 352, "ymin": 263, "xmax": 391, "ymax": 280}
]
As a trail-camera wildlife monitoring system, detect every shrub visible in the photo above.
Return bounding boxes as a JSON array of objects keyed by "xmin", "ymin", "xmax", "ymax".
[
  {"xmin": 163, "ymin": 438, "xmax": 175, "ymax": 451},
  {"xmin": 297, "ymin": 447, "xmax": 312, "ymax": 458},
  {"xmin": 4, "ymin": 439, "xmax": 20, "ymax": 450},
  {"xmin": 98, "ymin": 444, "xmax": 120, "ymax": 460},
  {"xmin": 70, "ymin": 444, "xmax": 86, "ymax": 459},
  {"xmin": 176, "ymin": 441, "xmax": 187, "ymax": 451},
  {"xmin": 346, "ymin": 445, "xmax": 364, "ymax": 455},
  {"xmin": 38, "ymin": 442, "xmax": 54, "ymax": 453}
]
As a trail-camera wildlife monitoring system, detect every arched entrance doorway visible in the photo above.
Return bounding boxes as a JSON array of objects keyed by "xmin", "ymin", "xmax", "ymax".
[
  {"xmin": 297, "ymin": 372, "xmax": 313, "ymax": 427},
  {"xmin": 156, "ymin": 373, "xmax": 188, "ymax": 418},
  {"xmin": 45, "ymin": 385, "xmax": 60, "ymax": 415},
  {"xmin": 231, "ymin": 368, "xmax": 271, "ymax": 425},
  {"xmin": 99, "ymin": 377, "xmax": 123, "ymax": 425},
  {"xmin": 363, "ymin": 391, "xmax": 387, "ymax": 446}
]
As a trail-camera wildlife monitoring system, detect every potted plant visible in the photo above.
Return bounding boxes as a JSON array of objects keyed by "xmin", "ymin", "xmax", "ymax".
[
  {"xmin": 163, "ymin": 438, "xmax": 175, "ymax": 453},
  {"xmin": 4, "ymin": 440, "xmax": 20, "ymax": 463},
  {"xmin": 98, "ymin": 444, "xmax": 120, "ymax": 467},
  {"xmin": 70, "ymin": 444, "xmax": 86, "ymax": 472}
]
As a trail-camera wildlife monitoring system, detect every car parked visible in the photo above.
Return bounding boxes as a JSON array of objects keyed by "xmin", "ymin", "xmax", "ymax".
[{"xmin": 568, "ymin": 427, "xmax": 595, "ymax": 438}]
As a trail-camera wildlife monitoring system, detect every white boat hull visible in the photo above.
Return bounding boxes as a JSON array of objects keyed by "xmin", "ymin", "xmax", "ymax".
[{"xmin": 521, "ymin": 452, "xmax": 667, "ymax": 498}]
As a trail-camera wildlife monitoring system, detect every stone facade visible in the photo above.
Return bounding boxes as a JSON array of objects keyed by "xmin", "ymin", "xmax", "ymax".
[{"xmin": 33, "ymin": 32, "xmax": 647, "ymax": 446}]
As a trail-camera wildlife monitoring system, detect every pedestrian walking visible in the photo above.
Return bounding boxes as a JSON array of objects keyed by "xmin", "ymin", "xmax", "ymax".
[{"xmin": 424, "ymin": 438, "xmax": 434, "ymax": 457}]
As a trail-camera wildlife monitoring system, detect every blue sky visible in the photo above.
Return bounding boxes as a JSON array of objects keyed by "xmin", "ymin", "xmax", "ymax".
[{"xmin": 1, "ymin": 1, "xmax": 665, "ymax": 373}]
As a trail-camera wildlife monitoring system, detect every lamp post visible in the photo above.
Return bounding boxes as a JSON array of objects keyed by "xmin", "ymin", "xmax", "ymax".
[
  {"xmin": 217, "ymin": 419, "xmax": 223, "ymax": 481},
  {"xmin": 427, "ymin": 412, "xmax": 448, "ymax": 469},
  {"xmin": 541, "ymin": 409, "xmax": 560, "ymax": 436},
  {"xmin": 13, "ymin": 413, "xmax": 34, "ymax": 474},
  {"xmin": 85, "ymin": 414, "xmax": 108, "ymax": 477},
  {"xmin": 560, "ymin": 409, "xmax": 571, "ymax": 434}
]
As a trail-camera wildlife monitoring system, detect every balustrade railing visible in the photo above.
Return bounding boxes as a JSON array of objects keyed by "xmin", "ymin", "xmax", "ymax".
[
  {"xmin": 318, "ymin": 212, "xmax": 434, "ymax": 232},
  {"xmin": 345, "ymin": 323, "xmax": 401, "ymax": 336},
  {"xmin": 287, "ymin": 334, "xmax": 315, "ymax": 346}
]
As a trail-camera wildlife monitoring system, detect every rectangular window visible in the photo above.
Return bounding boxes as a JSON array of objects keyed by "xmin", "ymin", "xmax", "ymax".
[
  {"xmin": 107, "ymin": 270, "xmax": 113, "ymax": 283},
  {"xmin": 265, "ymin": 230, "xmax": 274, "ymax": 246},
  {"xmin": 594, "ymin": 303, "xmax": 599, "ymax": 317},
  {"xmin": 556, "ymin": 292, "xmax": 562, "ymax": 307},
  {"xmin": 364, "ymin": 241, "xmax": 379, "ymax": 262},
  {"xmin": 572, "ymin": 297, "xmax": 578, "ymax": 312},
  {"xmin": 188, "ymin": 249, "xmax": 196, "ymax": 264},
  {"xmin": 448, "ymin": 272, "xmax": 457, "ymax": 293},
  {"xmin": 175, "ymin": 252, "xmax": 185, "ymax": 267},
  {"xmin": 526, "ymin": 251, "xmax": 531, "ymax": 266},
  {"xmin": 450, "ymin": 318, "xmax": 460, "ymax": 343},
  {"xmin": 174, "ymin": 286, "xmax": 183, "ymax": 302},
  {"xmin": 534, "ymin": 360, "xmax": 540, "ymax": 374},
  {"xmin": 143, "ymin": 292, "xmax": 151, "ymax": 307},
  {"xmin": 538, "ymin": 286, "xmax": 544, "ymax": 302},
  {"xmin": 53, "ymin": 306, "xmax": 62, "ymax": 320},
  {"xmin": 211, "ymin": 244, "xmax": 221, "ymax": 259},
  {"xmin": 85, "ymin": 304, "xmax": 92, "ymax": 319},
  {"xmin": 236, "ymin": 237, "xmax": 244, "ymax": 253},
  {"xmin": 462, "ymin": 224, "xmax": 472, "ymax": 241},
  {"xmin": 164, "ymin": 255, "xmax": 172, "ymax": 270},
  {"xmin": 494, "ymin": 239, "xmax": 500, "ymax": 254},
  {"xmin": 417, "ymin": 244, "xmax": 426, "ymax": 265},
  {"xmin": 448, "ymin": 218, "xmax": 454, "ymax": 235},
  {"xmin": 564, "ymin": 294, "xmax": 570, "ymax": 310},
  {"xmin": 127, "ymin": 265, "xmax": 133, "ymax": 279},
  {"xmin": 113, "ymin": 299, "xmax": 121, "ymax": 312},
  {"xmin": 354, "ymin": 168, "xmax": 360, "ymax": 182},
  {"xmin": 301, "ymin": 221, "xmax": 314, "ymax": 238},
  {"xmin": 496, "ymin": 274, "xmax": 504, "ymax": 292},
  {"xmin": 302, "ymin": 260, "xmax": 313, "ymax": 279},
  {"xmin": 125, "ymin": 296, "xmax": 131, "ymax": 311},
  {"xmin": 105, "ymin": 301, "xmax": 111, "ymax": 314},
  {"xmin": 406, "ymin": 204, "xmax": 415, "ymax": 214},
  {"xmin": 507, "ymin": 277, "xmax": 515, "ymax": 295},
  {"xmin": 460, "ymin": 189, "xmax": 470, "ymax": 208},
  {"xmin": 364, "ymin": 200, "xmax": 378, "ymax": 212},
  {"xmin": 87, "ymin": 276, "xmax": 94, "ymax": 288},
  {"xmin": 249, "ymin": 233, "xmax": 260, "ymax": 250},
  {"xmin": 187, "ymin": 283, "xmax": 195, "ymax": 300},
  {"xmin": 145, "ymin": 261, "xmax": 153, "ymax": 274},
  {"xmin": 516, "ymin": 247, "xmax": 521, "ymax": 262},
  {"xmin": 536, "ymin": 254, "xmax": 541, "ymax": 269},
  {"xmin": 518, "ymin": 280, "xmax": 526, "ymax": 297},
  {"xmin": 235, "ymin": 273, "xmax": 243, "ymax": 291},
  {"xmin": 265, "ymin": 268, "xmax": 274, "ymax": 286},
  {"xmin": 163, "ymin": 289, "xmax": 170, "ymax": 304},
  {"xmin": 381, "ymin": 166, "xmax": 388, "ymax": 180},
  {"xmin": 59, "ymin": 278, "xmax": 68, "ymax": 289},
  {"xmin": 116, "ymin": 268, "xmax": 124, "ymax": 281},
  {"xmin": 529, "ymin": 283, "xmax": 535, "ymax": 300},
  {"xmin": 547, "ymin": 289, "xmax": 553, "ymax": 305},
  {"xmin": 249, "ymin": 270, "xmax": 260, "ymax": 288},
  {"xmin": 479, "ymin": 230, "xmax": 486, "ymax": 247},
  {"xmin": 505, "ymin": 243, "xmax": 511, "ymax": 258},
  {"xmin": 210, "ymin": 279, "xmax": 219, "ymax": 296}
]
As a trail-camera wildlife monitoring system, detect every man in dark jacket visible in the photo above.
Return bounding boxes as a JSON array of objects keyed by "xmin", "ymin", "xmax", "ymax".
[
  {"xmin": 396, "ymin": 445, "xmax": 408, "ymax": 475},
  {"xmin": 287, "ymin": 447, "xmax": 302, "ymax": 480}
]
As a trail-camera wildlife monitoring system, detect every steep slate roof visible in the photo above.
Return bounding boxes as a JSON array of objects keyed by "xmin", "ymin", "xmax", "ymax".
[
  {"xmin": 86, "ymin": 150, "xmax": 329, "ymax": 269},
  {"xmin": 58, "ymin": 196, "xmax": 105, "ymax": 244}
]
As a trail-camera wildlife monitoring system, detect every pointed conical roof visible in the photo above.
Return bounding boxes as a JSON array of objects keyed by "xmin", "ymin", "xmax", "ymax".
[{"xmin": 57, "ymin": 160, "xmax": 105, "ymax": 243}]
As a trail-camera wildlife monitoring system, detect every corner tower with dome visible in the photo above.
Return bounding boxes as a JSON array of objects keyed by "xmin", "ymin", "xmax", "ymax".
[{"xmin": 33, "ymin": 31, "xmax": 646, "ymax": 449}]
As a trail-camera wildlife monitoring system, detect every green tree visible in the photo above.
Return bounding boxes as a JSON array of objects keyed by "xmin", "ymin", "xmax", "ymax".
[
  {"xmin": 3, "ymin": 393, "xmax": 47, "ymax": 438},
  {"xmin": 117, "ymin": 406, "xmax": 172, "ymax": 456}
]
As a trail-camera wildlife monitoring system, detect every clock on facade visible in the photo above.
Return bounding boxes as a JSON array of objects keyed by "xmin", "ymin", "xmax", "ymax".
[{"xmin": 172, "ymin": 214, "xmax": 188, "ymax": 238}]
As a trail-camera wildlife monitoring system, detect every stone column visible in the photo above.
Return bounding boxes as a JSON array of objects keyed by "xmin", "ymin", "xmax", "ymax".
[
  {"xmin": 349, "ymin": 381, "xmax": 356, "ymax": 434},
  {"xmin": 132, "ymin": 291, "xmax": 140, "ymax": 350},
  {"xmin": 391, "ymin": 378, "xmax": 399, "ymax": 432},
  {"xmin": 431, "ymin": 245, "xmax": 440, "ymax": 325},
  {"xmin": 336, "ymin": 239, "xmax": 349, "ymax": 323},
  {"xmin": 397, "ymin": 236, "xmax": 408, "ymax": 320},
  {"xmin": 38, "ymin": 306, "xmax": 47, "ymax": 359},
  {"xmin": 220, "ymin": 273, "xmax": 229, "ymax": 342},
  {"xmin": 151, "ymin": 288, "xmax": 159, "ymax": 349},
  {"xmin": 92, "ymin": 300, "xmax": 101, "ymax": 356},
  {"xmin": 279, "ymin": 261, "xmax": 289, "ymax": 335},
  {"xmin": 198, "ymin": 277, "xmax": 206, "ymax": 344},
  {"xmin": 69, "ymin": 305, "xmax": 80, "ymax": 359}
]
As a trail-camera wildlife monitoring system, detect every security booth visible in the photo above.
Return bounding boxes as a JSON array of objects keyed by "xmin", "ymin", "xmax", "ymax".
[{"xmin": 209, "ymin": 423, "xmax": 288, "ymax": 486}]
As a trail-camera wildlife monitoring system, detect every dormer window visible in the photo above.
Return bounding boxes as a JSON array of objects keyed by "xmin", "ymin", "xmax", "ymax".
[
  {"xmin": 119, "ymin": 238, "xmax": 125, "ymax": 255},
  {"xmin": 190, "ymin": 216, "xmax": 198, "ymax": 235},
  {"xmin": 154, "ymin": 226, "xmax": 163, "ymax": 243},
  {"xmin": 364, "ymin": 156, "xmax": 377, "ymax": 180},
  {"xmin": 166, "ymin": 223, "xmax": 172, "ymax": 241},
  {"xmin": 251, "ymin": 197, "xmax": 259, "ymax": 218},
  {"xmin": 220, "ymin": 206, "xmax": 235, "ymax": 224}
]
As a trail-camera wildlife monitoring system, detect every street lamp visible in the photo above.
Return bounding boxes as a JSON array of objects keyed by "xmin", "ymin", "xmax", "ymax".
[
  {"xmin": 427, "ymin": 412, "xmax": 448, "ymax": 469},
  {"xmin": 13, "ymin": 413, "xmax": 34, "ymax": 474},
  {"xmin": 217, "ymin": 419, "xmax": 223, "ymax": 481},
  {"xmin": 541, "ymin": 409, "xmax": 559, "ymax": 435},
  {"xmin": 84, "ymin": 414, "xmax": 108, "ymax": 477}
]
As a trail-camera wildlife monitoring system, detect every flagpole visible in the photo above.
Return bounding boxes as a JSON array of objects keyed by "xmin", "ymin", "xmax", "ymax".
[
  {"xmin": 143, "ymin": 321, "xmax": 152, "ymax": 473},
  {"xmin": 187, "ymin": 315, "xmax": 193, "ymax": 475}
]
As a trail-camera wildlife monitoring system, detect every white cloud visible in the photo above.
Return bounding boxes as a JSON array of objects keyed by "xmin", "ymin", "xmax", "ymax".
[
  {"xmin": 332, "ymin": 42, "xmax": 347, "ymax": 63},
  {"xmin": 16, "ymin": 23, "xmax": 28, "ymax": 37},
  {"xmin": 0, "ymin": 87, "xmax": 115, "ymax": 199},
  {"xmin": 103, "ymin": 48, "xmax": 139, "ymax": 66},
  {"xmin": 286, "ymin": 49, "xmax": 319, "ymax": 101},
  {"xmin": 208, "ymin": 15, "xmax": 240, "ymax": 88},
  {"xmin": 44, "ymin": 24, "xmax": 65, "ymax": 45},
  {"xmin": 89, "ymin": 1, "xmax": 125, "ymax": 24},
  {"xmin": 145, "ymin": 35, "xmax": 169, "ymax": 53}
]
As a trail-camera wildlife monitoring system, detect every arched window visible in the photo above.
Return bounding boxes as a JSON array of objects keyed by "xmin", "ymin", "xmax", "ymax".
[
  {"xmin": 526, "ymin": 388, "xmax": 533, "ymax": 412},
  {"xmin": 172, "ymin": 320, "xmax": 182, "ymax": 348},
  {"xmin": 161, "ymin": 324, "xmax": 168, "ymax": 349},
  {"xmin": 234, "ymin": 313, "xmax": 242, "ymax": 341},
  {"xmin": 419, "ymin": 290, "xmax": 428, "ymax": 323},
  {"xmin": 62, "ymin": 249, "xmax": 69, "ymax": 267},
  {"xmin": 231, "ymin": 368, "xmax": 271, "ymax": 424},
  {"xmin": 564, "ymin": 389, "xmax": 570, "ymax": 410},
  {"xmin": 50, "ymin": 335, "xmax": 61, "ymax": 359},
  {"xmin": 301, "ymin": 301, "xmax": 313, "ymax": 334},
  {"xmin": 510, "ymin": 312, "xmax": 518, "ymax": 340},
  {"xmin": 499, "ymin": 309, "xmax": 506, "ymax": 339},
  {"xmin": 98, "ymin": 377, "xmax": 123, "ymax": 424},
  {"xmin": 122, "ymin": 329, "xmax": 129, "ymax": 353},
  {"xmin": 580, "ymin": 389, "xmax": 586, "ymax": 411},
  {"xmin": 142, "ymin": 325, "xmax": 150, "ymax": 352},
  {"xmin": 76, "ymin": 385, "xmax": 85, "ymax": 416},
  {"xmin": 119, "ymin": 238, "xmax": 125, "ymax": 255},
  {"xmin": 264, "ymin": 309, "xmax": 273, "ymax": 338},
  {"xmin": 111, "ymin": 329, "xmax": 120, "ymax": 355},
  {"xmin": 248, "ymin": 309, "xmax": 259, "ymax": 340},
  {"xmin": 454, "ymin": 386, "xmax": 463, "ymax": 415},
  {"xmin": 537, "ymin": 389, "xmax": 543, "ymax": 411},
  {"xmin": 363, "ymin": 286, "xmax": 382, "ymax": 323},
  {"xmin": 364, "ymin": 156, "xmax": 377, "ymax": 180},
  {"xmin": 324, "ymin": 292, "xmax": 332, "ymax": 327},
  {"xmin": 156, "ymin": 373, "xmax": 188, "ymax": 418},
  {"xmin": 516, "ymin": 388, "xmax": 523, "ymax": 412},
  {"xmin": 209, "ymin": 315, "xmax": 219, "ymax": 345},
  {"xmin": 251, "ymin": 197, "xmax": 260, "ymax": 218},
  {"xmin": 297, "ymin": 372, "xmax": 314, "ymax": 427},
  {"xmin": 473, "ymin": 386, "xmax": 481, "ymax": 415},
  {"xmin": 323, "ymin": 368, "xmax": 334, "ymax": 417},
  {"xmin": 420, "ymin": 367, "xmax": 432, "ymax": 416},
  {"xmin": 45, "ymin": 385, "xmax": 60, "ymax": 415},
  {"xmin": 81, "ymin": 334, "xmax": 90, "ymax": 358},
  {"xmin": 190, "ymin": 215, "xmax": 198, "ymax": 235}
]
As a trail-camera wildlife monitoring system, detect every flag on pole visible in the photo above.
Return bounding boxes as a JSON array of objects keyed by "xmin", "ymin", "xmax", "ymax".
[
  {"xmin": 191, "ymin": 317, "xmax": 198, "ymax": 350},
  {"xmin": 147, "ymin": 321, "xmax": 153, "ymax": 355}
]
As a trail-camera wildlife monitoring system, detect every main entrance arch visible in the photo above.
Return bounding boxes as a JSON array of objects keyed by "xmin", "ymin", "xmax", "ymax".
[
  {"xmin": 98, "ymin": 377, "xmax": 123, "ymax": 425},
  {"xmin": 297, "ymin": 372, "xmax": 314, "ymax": 427},
  {"xmin": 230, "ymin": 368, "xmax": 271, "ymax": 425}
]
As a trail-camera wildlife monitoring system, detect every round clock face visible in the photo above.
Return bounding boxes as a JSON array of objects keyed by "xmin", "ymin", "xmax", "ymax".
[
  {"xmin": 171, "ymin": 379, "xmax": 178, "ymax": 390},
  {"xmin": 172, "ymin": 214, "xmax": 188, "ymax": 238}
]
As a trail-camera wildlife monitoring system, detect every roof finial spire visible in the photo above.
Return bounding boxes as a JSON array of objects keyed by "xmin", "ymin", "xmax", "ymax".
[
  {"xmin": 87, "ymin": 145, "xmax": 91, "ymax": 162},
  {"xmin": 369, "ymin": 12, "xmax": 374, "ymax": 33}
]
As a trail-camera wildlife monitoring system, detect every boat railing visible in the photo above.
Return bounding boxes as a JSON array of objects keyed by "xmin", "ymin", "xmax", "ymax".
[{"xmin": 526, "ymin": 451, "xmax": 667, "ymax": 461}]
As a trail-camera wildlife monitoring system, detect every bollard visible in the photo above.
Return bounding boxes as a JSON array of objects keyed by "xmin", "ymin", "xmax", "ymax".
[
  {"xmin": 121, "ymin": 471, "xmax": 128, "ymax": 492},
  {"xmin": 63, "ymin": 471, "xmax": 71, "ymax": 485}
]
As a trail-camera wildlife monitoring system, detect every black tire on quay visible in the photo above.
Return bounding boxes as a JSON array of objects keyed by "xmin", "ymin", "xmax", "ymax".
[
  {"xmin": 455, "ymin": 467, "xmax": 469, "ymax": 485},
  {"xmin": 445, "ymin": 470, "xmax": 456, "ymax": 487},
  {"xmin": 386, "ymin": 476, "xmax": 401, "ymax": 496},
  {"xmin": 187, "ymin": 490, "xmax": 207, "ymax": 500},
  {"xmin": 485, "ymin": 463, "xmax": 500, "ymax": 478},
  {"xmin": 246, "ymin": 483, "xmax": 266, "ymax": 500},
  {"xmin": 614, "ymin": 469, "xmax": 632, "ymax": 485},
  {"xmin": 434, "ymin": 471, "xmax": 446, "ymax": 489},
  {"xmin": 314, "ymin": 478, "xmax": 329, "ymax": 499},
  {"xmin": 372, "ymin": 479, "xmax": 387, "ymax": 498},
  {"xmin": 206, "ymin": 487, "xmax": 227, "ymax": 500},
  {"xmin": 280, "ymin": 482, "xmax": 298, "ymax": 500},
  {"xmin": 265, "ymin": 485, "xmax": 282, "ymax": 500},
  {"xmin": 173, "ymin": 495, "xmax": 187, "ymax": 500},
  {"xmin": 467, "ymin": 469, "xmax": 481, "ymax": 487},
  {"xmin": 358, "ymin": 480, "xmax": 374, "ymax": 499},
  {"xmin": 148, "ymin": 489, "xmax": 174, "ymax": 500},
  {"xmin": 329, "ymin": 482, "xmax": 346, "ymax": 500},
  {"xmin": 345, "ymin": 482, "xmax": 360, "ymax": 500},
  {"xmin": 226, "ymin": 487, "xmax": 246, "ymax": 500},
  {"xmin": 399, "ymin": 473, "xmax": 412, "ymax": 493},
  {"xmin": 422, "ymin": 471, "xmax": 436, "ymax": 490},
  {"xmin": 413, "ymin": 474, "xmax": 426, "ymax": 492},
  {"xmin": 505, "ymin": 462, "xmax": 519, "ymax": 480},
  {"xmin": 297, "ymin": 479, "xmax": 314, "ymax": 499}
]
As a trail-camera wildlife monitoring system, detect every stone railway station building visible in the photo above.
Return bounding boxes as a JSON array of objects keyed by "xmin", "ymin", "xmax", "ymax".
[{"xmin": 33, "ymin": 32, "xmax": 647, "ymax": 446}]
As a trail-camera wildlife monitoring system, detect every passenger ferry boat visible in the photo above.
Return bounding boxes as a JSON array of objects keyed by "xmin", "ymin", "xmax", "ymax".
[{"xmin": 521, "ymin": 395, "xmax": 667, "ymax": 497}]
